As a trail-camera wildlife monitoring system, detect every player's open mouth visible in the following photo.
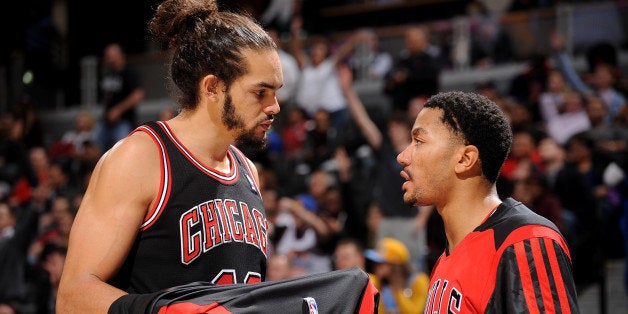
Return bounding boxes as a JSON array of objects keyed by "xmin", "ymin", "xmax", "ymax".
[
  {"xmin": 260, "ymin": 121, "xmax": 273, "ymax": 131},
  {"xmin": 400, "ymin": 170, "xmax": 410, "ymax": 181}
]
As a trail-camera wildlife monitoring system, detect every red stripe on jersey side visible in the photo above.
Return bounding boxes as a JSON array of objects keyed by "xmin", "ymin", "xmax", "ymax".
[
  {"xmin": 133, "ymin": 125, "xmax": 172, "ymax": 231},
  {"xmin": 156, "ymin": 121, "xmax": 239, "ymax": 184},
  {"xmin": 530, "ymin": 238, "xmax": 555, "ymax": 313},
  {"xmin": 156, "ymin": 301, "xmax": 231, "ymax": 314},
  {"xmin": 514, "ymin": 241, "xmax": 540, "ymax": 314},
  {"xmin": 545, "ymin": 239, "xmax": 572, "ymax": 314}
]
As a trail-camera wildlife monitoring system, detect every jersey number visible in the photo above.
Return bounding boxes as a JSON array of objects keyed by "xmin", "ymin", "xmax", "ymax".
[{"xmin": 212, "ymin": 269, "xmax": 262, "ymax": 285}]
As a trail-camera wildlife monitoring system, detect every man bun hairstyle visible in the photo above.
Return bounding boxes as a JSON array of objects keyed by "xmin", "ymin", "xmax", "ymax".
[
  {"xmin": 149, "ymin": 0, "xmax": 276, "ymax": 109},
  {"xmin": 424, "ymin": 91, "xmax": 513, "ymax": 183}
]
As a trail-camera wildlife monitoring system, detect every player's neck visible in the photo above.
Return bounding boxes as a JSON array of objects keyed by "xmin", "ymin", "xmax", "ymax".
[
  {"xmin": 165, "ymin": 114, "xmax": 234, "ymax": 168},
  {"xmin": 441, "ymin": 190, "xmax": 501, "ymax": 253}
]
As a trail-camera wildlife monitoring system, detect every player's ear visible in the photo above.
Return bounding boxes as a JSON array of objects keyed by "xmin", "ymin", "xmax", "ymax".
[
  {"xmin": 200, "ymin": 74, "xmax": 223, "ymax": 97},
  {"xmin": 454, "ymin": 145, "xmax": 480, "ymax": 176}
]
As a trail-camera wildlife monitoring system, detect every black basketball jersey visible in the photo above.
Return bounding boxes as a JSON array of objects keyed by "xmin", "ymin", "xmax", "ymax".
[{"xmin": 111, "ymin": 121, "xmax": 268, "ymax": 293}]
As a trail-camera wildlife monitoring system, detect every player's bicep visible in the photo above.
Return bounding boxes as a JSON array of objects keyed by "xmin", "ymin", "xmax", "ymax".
[
  {"xmin": 487, "ymin": 238, "xmax": 579, "ymax": 313},
  {"xmin": 64, "ymin": 133, "xmax": 160, "ymax": 281}
]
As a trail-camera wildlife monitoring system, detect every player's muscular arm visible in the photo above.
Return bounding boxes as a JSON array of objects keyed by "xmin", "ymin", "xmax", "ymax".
[{"xmin": 57, "ymin": 132, "xmax": 160, "ymax": 313}]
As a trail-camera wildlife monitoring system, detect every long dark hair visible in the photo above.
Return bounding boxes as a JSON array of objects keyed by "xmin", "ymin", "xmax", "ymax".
[{"xmin": 149, "ymin": 0, "xmax": 276, "ymax": 109}]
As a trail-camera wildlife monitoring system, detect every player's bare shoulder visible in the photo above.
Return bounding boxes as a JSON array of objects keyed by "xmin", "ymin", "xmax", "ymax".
[
  {"xmin": 89, "ymin": 130, "xmax": 162, "ymax": 200},
  {"xmin": 100, "ymin": 131, "xmax": 159, "ymax": 169}
]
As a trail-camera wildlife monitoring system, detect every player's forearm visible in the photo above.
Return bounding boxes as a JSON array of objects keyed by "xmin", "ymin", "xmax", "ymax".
[{"xmin": 57, "ymin": 275, "xmax": 126, "ymax": 313}]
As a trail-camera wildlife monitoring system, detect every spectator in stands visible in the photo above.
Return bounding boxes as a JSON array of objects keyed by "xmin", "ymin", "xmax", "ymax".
[
  {"xmin": 46, "ymin": 162, "xmax": 78, "ymax": 200},
  {"xmin": 290, "ymin": 16, "xmax": 359, "ymax": 131},
  {"xmin": 275, "ymin": 192, "xmax": 331, "ymax": 275},
  {"xmin": 550, "ymin": 31, "xmax": 627, "ymax": 124},
  {"xmin": 333, "ymin": 237, "xmax": 368, "ymax": 271},
  {"xmin": 280, "ymin": 107, "xmax": 310, "ymax": 162},
  {"xmin": 262, "ymin": 187, "xmax": 283, "ymax": 257},
  {"xmin": 11, "ymin": 95, "xmax": 45, "ymax": 150},
  {"xmin": 266, "ymin": 254, "xmax": 294, "ymax": 281},
  {"xmin": 267, "ymin": 27, "xmax": 301, "ymax": 109},
  {"xmin": 259, "ymin": 0, "xmax": 298, "ymax": 36},
  {"xmin": 348, "ymin": 28, "xmax": 393, "ymax": 81},
  {"xmin": 538, "ymin": 136, "xmax": 568, "ymax": 188},
  {"xmin": 384, "ymin": 25, "xmax": 442, "ymax": 112},
  {"xmin": 475, "ymin": 80, "xmax": 508, "ymax": 108},
  {"xmin": 0, "ymin": 200, "xmax": 42, "ymax": 309},
  {"xmin": 584, "ymin": 94, "xmax": 628, "ymax": 167},
  {"xmin": 339, "ymin": 65, "xmax": 430, "ymax": 272},
  {"xmin": 324, "ymin": 147, "xmax": 371, "ymax": 248},
  {"xmin": 465, "ymin": 0, "xmax": 514, "ymax": 67},
  {"xmin": 365, "ymin": 237, "xmax": 430, "ymax": 314},
  {"xmin": 301, "ymin": 108, "xmax": 341, "ymax": 171},
  {"xmin": 95, "ymin": 43, "xmax": 145, "ymax": 151},
  {"xmin": 28, "ymin": 195, "xmax": 74, "ymax": 265},
  {"xmin": 501, "ymin": 130, "xmax": 545, "ymax": 183},
  {"xmin": 60, "ymin": 110, "xmax": 98, "ymax": 158},
  {"xmin": 0, "ymin": 112, "xmax": 38, "ymax": 207},
  {"xmin": 512, "ymin": 169, "xmax": 564, "ymax": 231},
  {"xmin": 553, "ymin": 132, "xmax": 605, "ymax": 290},
  {"xmin": 508, "ymin": 53, "xmax": 551, "ymax": 120},
  {"xmin": 29, "ymin": 146, "xmax": 51, "ymax": 188},
  {"xmin": 36, "ymin": 194, "xmax": 71, "ymax": 238},
  {"xmin": 540, "ymin": 89, "xmax": 591, "ymax": 145},
  {"xmin": 31, "ymin": 243, "xmax": 67, "ymax": 314}
]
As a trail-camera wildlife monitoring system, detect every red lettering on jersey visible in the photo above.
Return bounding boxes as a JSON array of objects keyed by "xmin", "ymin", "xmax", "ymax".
[
  {"xmin": 181, "ymin": 208, "xmax": 201, "ymax": 264},
  {"xmin": 220, "ymin": 200, "xmax": 235, "ymax": 242},
  {"xmin": 240, "ymin": 202, "xmax": 259, "ymax": 246},
  {"xmin": 253, "ymin": 209, "xmax": 267, "ymax": 254},
  {"xmin": 200, "ymin": 201, "xmax": 222, "ymax": 249},
  {"xmin": 210, "ymin": 270, "xmax": 261, "ymax": 285},
  {"xmin": 180, "ymin": 199, "xmax": 266, "ymax": 265},
  {"xmin": 448, "ymin": 288, "xmax": 462, "ymax": 313},
  {"xmin": 227, "ymin": 200, "xmax": 244, "ymax": 242},
  {"xmin": 426, "ymin": 279, "xmax": 443, "ymax": 314},
  {"xmin": 425, "ymin": 279, "xmax": 463, "ymax": 314}
]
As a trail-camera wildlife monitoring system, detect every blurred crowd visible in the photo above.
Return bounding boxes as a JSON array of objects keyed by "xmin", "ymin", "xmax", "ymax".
[{"xmin": 2, "ymin": 0, "xmax": 628, "ymax": 313}]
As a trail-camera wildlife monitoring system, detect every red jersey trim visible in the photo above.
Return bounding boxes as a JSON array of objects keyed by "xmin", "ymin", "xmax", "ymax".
[
  {"xmin": 229, "ymin": 145, "xmax": 260, "ymax": 192},
  {"xmin": 133, "ymin": 125, "xmax": 172, "ymax": 231},
  {"xmin": 156, "ymin": 121, "xmax": 239, "ymax": 184}
]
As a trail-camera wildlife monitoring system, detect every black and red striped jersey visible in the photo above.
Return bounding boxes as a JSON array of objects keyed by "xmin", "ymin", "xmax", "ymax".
[
  {"xmin": 424, "ymin": 198, "xmax": 579, "ymax": 314},
  {"xmin": 111, "ymin": 121, "xmax": 268, "ymax": 293}
]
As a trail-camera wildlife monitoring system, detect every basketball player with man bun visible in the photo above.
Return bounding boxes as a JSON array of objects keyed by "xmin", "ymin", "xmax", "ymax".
[{"xmin": 56, "ymin": 0, "xmax": 283, "ymax": 312}]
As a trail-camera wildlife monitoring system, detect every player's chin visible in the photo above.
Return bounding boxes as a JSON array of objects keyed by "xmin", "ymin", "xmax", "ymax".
[
  {"xmin": 403, "ymin": 196, "xmax": 417, "ymax": 207},
  {"xmin": 402, "ymin": 190, "xmax": 415, "ymax": 206}
]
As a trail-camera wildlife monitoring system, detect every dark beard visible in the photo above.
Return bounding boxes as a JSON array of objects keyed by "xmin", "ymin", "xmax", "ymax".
[
  {"xmin": 236, "ymin": 130, "xmax": 269, "ymax": 151},
  {"xmin": 222, "ymin": 93, "xmax": 268, "ymax": 151}
]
